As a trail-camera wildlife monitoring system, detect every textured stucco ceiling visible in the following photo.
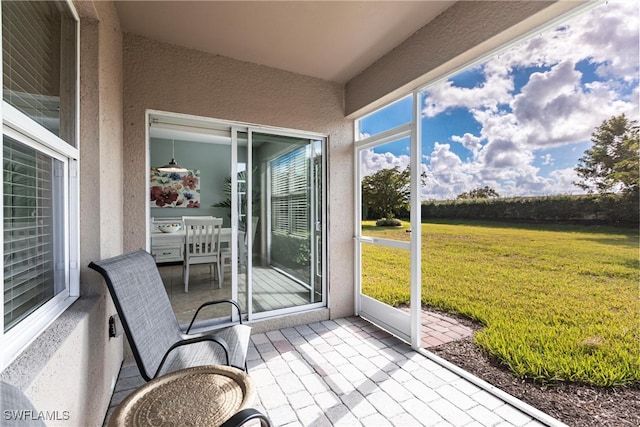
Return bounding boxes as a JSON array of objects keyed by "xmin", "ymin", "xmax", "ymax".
[{"xmin": 115, "ymin": 1, "xmax": 456, "ymax": 84}]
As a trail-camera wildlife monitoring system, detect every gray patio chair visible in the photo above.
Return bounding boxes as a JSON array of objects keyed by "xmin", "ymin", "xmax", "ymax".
[{"xmin": 89, "ymin": 249, "xmax": 251, "ymax": 381}]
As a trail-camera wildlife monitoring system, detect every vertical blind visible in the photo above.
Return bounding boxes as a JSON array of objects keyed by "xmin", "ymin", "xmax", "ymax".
[
  {"xmin": 3, "ymin": 135, "xmax": 63, "ymax": 332},
  {"xmin": 271, "ymin": 146, "xmax": 310, "ymax": 238},
  {"xmin": 2, "ymin": 0, "xmax": 76, "ymax": 145}
]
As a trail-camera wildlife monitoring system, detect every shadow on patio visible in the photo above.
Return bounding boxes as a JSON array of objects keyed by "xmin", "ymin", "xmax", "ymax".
[{"xmin": 104, "ymin": 316, "xmax": 559, "ymax": 427}]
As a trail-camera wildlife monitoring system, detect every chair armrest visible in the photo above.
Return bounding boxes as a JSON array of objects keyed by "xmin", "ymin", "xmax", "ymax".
[
  {"xmin": 220, "ymin": 408, "xmax": 272, "ymax": 427},
  {"xmin": 186, "ymin": 299, "xmax": 244, "ymax": 333},
  {"xmin": 154, "ymin": 335, "xmax": 230, "ymax": 379}
]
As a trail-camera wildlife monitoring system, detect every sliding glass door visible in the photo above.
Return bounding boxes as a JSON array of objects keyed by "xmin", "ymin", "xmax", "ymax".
[
  {"xmin": 235, "ymin": 130, "xmax": 325, "ymax": 318},
  {"xmin": 148, "ymin": 113, "xmax": 327, "ymax": 325}
]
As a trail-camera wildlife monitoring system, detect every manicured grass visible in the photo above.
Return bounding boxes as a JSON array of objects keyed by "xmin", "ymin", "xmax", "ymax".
[{"xmin": 360, "ymin": 220, "xmax": 640, "ymax": 386}]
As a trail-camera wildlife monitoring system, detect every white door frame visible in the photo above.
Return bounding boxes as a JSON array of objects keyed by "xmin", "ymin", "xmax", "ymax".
[
  {"xmin": 146, "ymin": 110, "xmax": 328, "ymax": 322},
  {"xmin": 354, "ymin": 90, "xmax": 422, "ymax": 349}
]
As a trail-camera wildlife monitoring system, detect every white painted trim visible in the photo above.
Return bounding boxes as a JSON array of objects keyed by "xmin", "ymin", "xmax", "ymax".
[
  {"xmin": 357, "ymin": 236, "xmax": 410, "ymax": 250},
  {"xmin": 355, "ymin": 111, "xmax": 419, "ymax": 341},
  {"xmin": 145, "ymin": 111, "xmax": 151, "ymax": 252},
  {"xmin": 0, "ymin": 127, "xmax": 79, "ymax": 369},
  {"xmin": 354, "ymin": 94, "xmax": 413, "ymax": 140},
  {"xmin": 246, "ymin": 129, "xmax": 254, "ymax": 320},
  {"xmin": 248, "ymin": 301, "xmax": 326, "ymax": 322},
  {"xmin": 147, "ymin": 109, "xmax": 327, "ymax": 141},
  {"xmin": 353, "ymin": 130, "xmax": 362, "ymax": 315},
  {"xmin": 231, "ymin": 127, "xmax": 240, "ymax": 321},
  {"xmin": 3, "ymin": 103, "xmax": 79, "ymax": 159},
  {"xmin": 355, "ymin": 123, "xmax": 412, "ymax": 150},
  {"xmin": 360, "ymin": 295, "xmax": 411, "ymax": 343},
  {"xmin": 409, "ymin": 89, "xmax": 422, "ymax": 350}
]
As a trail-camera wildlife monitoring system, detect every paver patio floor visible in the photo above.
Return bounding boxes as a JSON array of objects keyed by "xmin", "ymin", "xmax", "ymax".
[{"xmin": 105, "ymin": 316, "xmax": 561, "ymax": 426}]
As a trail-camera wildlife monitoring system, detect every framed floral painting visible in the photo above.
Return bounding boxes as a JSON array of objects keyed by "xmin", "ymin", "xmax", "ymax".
[{"xmin": 150, "ymin": 168, "xmax": 201, "ymax": 208}]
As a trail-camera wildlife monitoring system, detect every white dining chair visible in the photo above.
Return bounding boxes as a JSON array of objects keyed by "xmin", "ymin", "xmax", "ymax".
[{"xmin": 182, "ymin": 216, "xmax": 223, "ymax": 292}]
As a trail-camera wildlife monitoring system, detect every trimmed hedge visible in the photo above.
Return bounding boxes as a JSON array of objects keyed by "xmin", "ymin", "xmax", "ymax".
[
  {"xmin": 376, "ymin": 218, "xmax": 403, "ymax": 227},
  {"xmin": 421, "ymin": 194, "xmax": 639, "ymax": 226}
]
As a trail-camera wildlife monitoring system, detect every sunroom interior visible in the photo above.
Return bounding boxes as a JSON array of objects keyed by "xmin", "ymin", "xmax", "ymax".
[{"xmin": 0, "ymin": 1, "xmax": 594, "ymax": 426}]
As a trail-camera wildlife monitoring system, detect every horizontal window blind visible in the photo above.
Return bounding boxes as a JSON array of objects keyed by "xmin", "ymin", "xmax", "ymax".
[
  {"xmin": 270, "ymin": 147, "xmax": 310, "ymax": 238},
  {"xmin": 2, "ymin": 0, "xmax": 76, "ymax": 145},
  {"xmin": 3, "ymin": 135, "xmax": 63, "ymax": 332}
]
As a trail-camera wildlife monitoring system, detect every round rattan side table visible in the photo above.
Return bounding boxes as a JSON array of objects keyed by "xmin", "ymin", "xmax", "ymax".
[{"xmin": 108, "ymin": 365, "xmax": 255, "ymax": 427}]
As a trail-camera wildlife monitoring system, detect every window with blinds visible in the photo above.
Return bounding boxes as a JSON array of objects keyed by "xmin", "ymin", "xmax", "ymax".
[
  {"xmin": 1, "ymin": 0, "xmax": 77, "ymax": 366},
  {"xmin": 3, "ymin": 135, "xmax": 64, "ymax": 332},
  {"xmin": 2, "ymin": 0, "xmax": 77, "ymax": 146},
  {"xmin": 270, "ymin": 146, "xmax": 310, "ymax": 238}
]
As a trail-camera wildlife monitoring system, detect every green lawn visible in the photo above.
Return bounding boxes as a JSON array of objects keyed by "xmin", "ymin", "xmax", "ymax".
[{"xmin": 360, "ymin": 220, "xmax": 640, "ymax": 386}]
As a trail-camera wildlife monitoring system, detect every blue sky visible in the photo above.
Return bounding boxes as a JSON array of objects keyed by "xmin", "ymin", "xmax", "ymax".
[{"xmin": 359, "ymin": 1, "xmax": 639, "ymax": 200}]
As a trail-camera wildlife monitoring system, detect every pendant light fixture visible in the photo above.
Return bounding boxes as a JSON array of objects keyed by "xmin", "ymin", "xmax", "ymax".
[{"xmin": 157, "ymin": 139, "xmax": 187, "ymax": 172}]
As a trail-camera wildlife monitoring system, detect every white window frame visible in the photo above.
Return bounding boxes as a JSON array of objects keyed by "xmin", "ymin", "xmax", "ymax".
[{"xmin": 0, "ymin": 0, "xmax": 80, "ymax": 370}]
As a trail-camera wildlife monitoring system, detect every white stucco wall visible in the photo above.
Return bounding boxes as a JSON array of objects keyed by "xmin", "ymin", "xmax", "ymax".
[
  {"xmin": 1, "ymin": 2, "xmax": 125, "ymax": 425},
  {"xmin": 122, "ymin": 34, "xmax": 355, "ymax": 320}
]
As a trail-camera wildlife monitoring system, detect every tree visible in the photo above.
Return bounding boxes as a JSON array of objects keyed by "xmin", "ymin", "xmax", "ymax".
[
  {"xmin": 457, "ymin": 186, "xmax": 500, "ymax": 200},
  {"xmin": 574, "ymin": 115, "xmax": 640, "ymax": 195},
  {"xmin": 362, "ymin": 166, "xmax": 428, "ymax": 219}
]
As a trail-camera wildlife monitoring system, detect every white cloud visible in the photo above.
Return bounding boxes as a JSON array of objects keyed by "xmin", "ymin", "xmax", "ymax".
[
  {"xmin": 422, "ymin": 0, "xmax": 639, "ymax": 132},
  {"xmin": 359, "ymin": 148, "xmax": 411, "ymax": 179},
  {"xmin": 489, "ymin": 1, "xmax": 639, "ymax": 82},
  {"xmin": 541, "ymin": 154, "xmax": 554, "ymax": 166},
  {"xmin": 422, "ymin": 67, "xmax": 514, "ymax": 117},
  {"xmin": 547, "ymin": 168, "xmax": 583, "ymax": 195},
  {"xmin": 368, "ymin": 1, "xmax": 638, "ymax": 201},
  {"xmin": 451, "ymin": 133, "xmax": 483, "ymax": 153},
  {"xmin": 422, "ymin": 143, "xmax": 474, "ymax": 199},
  {"xmin": 511, "ymin": 61, "xmax": 636, "ymax": 147}
]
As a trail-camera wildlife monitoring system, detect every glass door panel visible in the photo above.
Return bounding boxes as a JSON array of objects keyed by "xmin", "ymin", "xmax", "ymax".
[
  {"xmin": 243, "ymin": 132, "xmax": 325, "ymax": 316},
  {"xmin": 234, "ymin": 130, "xmax": 249, "ymax": 316}
]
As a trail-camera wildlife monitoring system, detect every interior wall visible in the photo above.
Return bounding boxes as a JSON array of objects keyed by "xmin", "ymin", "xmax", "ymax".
[
  {"xmin": 345, "ymin": 0, "xmax": 588, "ymax": 117},
  {"xmin": 150, "ymin": 138, "xmax": 232, "ymax": 221},
  {"xmin": 123, "ymin": 33, "xmax": 355, "ymax": 319}
]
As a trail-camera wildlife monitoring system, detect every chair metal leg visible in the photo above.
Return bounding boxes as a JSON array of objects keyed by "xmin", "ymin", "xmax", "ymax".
[{"xmin": 184, "ymin": 262, "xmax": 190, "ymax": 293}]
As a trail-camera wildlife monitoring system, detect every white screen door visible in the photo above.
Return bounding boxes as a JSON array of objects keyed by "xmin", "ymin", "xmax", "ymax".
[{"xmin": 355, "ymin": 110, "xmax": 422, "ymax": 348}]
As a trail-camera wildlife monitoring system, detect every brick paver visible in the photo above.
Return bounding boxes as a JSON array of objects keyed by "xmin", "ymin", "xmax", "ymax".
[
  {"xmin": 104, "ymin": 316, "xmax": 563, "ymax": 427},
  {"xmin": 248, "ymin": 317, "xmax": 563, "ymax": 426}
]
